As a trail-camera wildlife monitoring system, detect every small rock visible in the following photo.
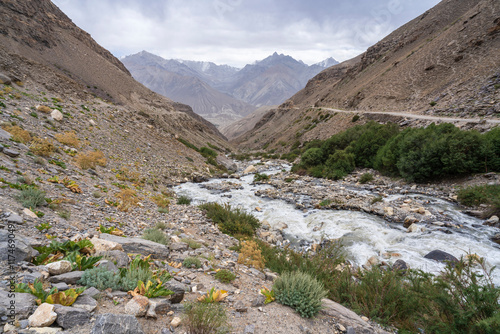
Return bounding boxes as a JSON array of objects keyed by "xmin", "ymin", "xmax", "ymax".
[
  {"xmin": 97, "ymin": 260, "xmax": 119, "ymax": 273},
  {"xmin": 484, "ymin": 215, "xmax": 499, "ymax": 227},
  {"xmin": 51, "ymin": 109, "xmax": 64, "ymax": 121},
  {"xmin": 392, "ymin": 259, "xmax": 408, "ymax": 271},
  {"xmin": 492, "ymin": 234, "xmax": 500, "ymax": 245},
  {"xmin": 163, "ymin": 280, "xmax": 188, "ymax": 304},
  {"xmin": 47, "ymin": 261, "xmax": 73, "ymax": 275},
  {"xmin": 170, "ymin": 316, "xmax": 181, "ymax": 328},
  {"xmin": 407, "ymin": 223, "xmax": 420, "ymax": 233},
  {"xmin": 403, "ymin": 216, "xmax": 418, "ymax": 228},
  {"xmin": 244, "ymin": 324, "xmax": 256, "ymax": 334},
  {"xmin": 0, "ymin": 73, "xmax": 12, "ymax": 85},
  {"xmin": 3, "ymin": 148, "xmax": 20, "ymax": 157},
  {"xmin": 51, "ymin": 282, "xmax": 69, "ymax": 291},
  {"xmin": 384, "ymin": 207, "xmax": 394, "ymax": 216},
  {"xmin": 243, "ymin": 165, "xmax": 257, "ymax": 174},
  {"xmin": 96, "ymin": 250, "xmax": 129, "ymax": 267},
  {"xmin": 72, "ymin": 295, "xmax": 98, "ymax": 312},
  {"xmin": 91, "ymin": 237, "xmax": 124, "ymax": 252},
  {"xmin": 424, "ymin": 250, "xmax": 459, "ymax": 265},
  {"xmin": 125, "ymin": 295, "xmax": 150, "ymax": 317},
  {"xmin": 337, "ymin": 324, "xmax": 346, "ymax": 332},
  {"xmin": 234, "ymin": 301, "xmax": 247, "ymax": 312},
  {"xmin": 146, "ymin": 301, "xmax": 157, "ymax": 319},
  {"xmin": 23, "ymin": 208, "xmax": 38, "ymax": 219},
  {"xmin": 6, "ymin": 214, "xmax": 23, "ymax": 224},
  {"xmin": 48, "ymin": 271, "xmax": 84, "ymax": 285},
  {"xmin": 28, "ymin": 303, "xmax": 57, "ymax": 327}
]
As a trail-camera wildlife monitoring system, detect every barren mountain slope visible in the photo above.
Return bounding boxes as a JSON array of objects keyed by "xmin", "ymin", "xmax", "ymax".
[
  {"xmin": 235, "ymin": 0, "xmax": 500, "ymax": 151},
  {"xmin": 0, "ymin": 0, "xmax": 225, "ymax": 147},
  {"xmin": 220, "ymin": 105, "xmax": 276, "ymax": 140}
]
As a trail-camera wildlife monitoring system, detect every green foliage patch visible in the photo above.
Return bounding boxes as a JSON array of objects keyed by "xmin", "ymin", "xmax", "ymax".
[{"xmin": 199, "ymin": 202, "xmax": 260, "ymax": 238}]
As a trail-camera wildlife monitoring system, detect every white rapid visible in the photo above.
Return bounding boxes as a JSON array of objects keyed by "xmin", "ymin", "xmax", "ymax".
[{"xmin": 175, "ymin": 163, "xmax": 500, "ymax": 286}]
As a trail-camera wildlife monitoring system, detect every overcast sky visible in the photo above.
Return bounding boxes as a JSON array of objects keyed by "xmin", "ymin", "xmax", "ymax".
[{"xmin": 52, "ymin": 0, "xmax": 441, "ymax": 68}]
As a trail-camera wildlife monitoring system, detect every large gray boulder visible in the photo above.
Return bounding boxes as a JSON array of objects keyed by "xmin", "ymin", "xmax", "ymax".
[
  {"xmin": 216, "ymin": 155, "xmax": 237, "ymax": 172},
  {"xmin": 424, "ymin": 250, "xmax": 459, "ymax": 265},
  {"xmin": 91, "ymin": 314, "xmax": 145, "ymax": 334},
  {"xmin": 54, "ymin": 304, "xmax": 90, "ymax": 329},
  {"xmin": 48, "ymin": 271, "xmax": 84, "ymax": 284},
  {"xmin": 163, "ymin": 280, "xmax": 188, "ymax": 304},
  {"xmin": 0, "ymin": 230, "xmax": 37, "ymax": 263},
  {"xmin": 99, "ymin": 234, "xmax": 169, "ymax": 259},
  {"xmin": 0, "ymin": 291, "xmax": 36, "ymax": 322}
]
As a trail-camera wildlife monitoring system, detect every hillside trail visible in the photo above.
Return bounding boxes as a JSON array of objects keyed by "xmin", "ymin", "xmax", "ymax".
[{"xmin": 322, "ymin": 108, "xmax": 500, "ymax": 124}]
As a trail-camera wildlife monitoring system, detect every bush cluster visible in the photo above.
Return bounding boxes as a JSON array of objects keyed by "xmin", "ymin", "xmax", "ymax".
[
  {"xmin": 199, "ymin": 202, "xmax": 260, "ymax": 237},
  {"xmin": 292, "ymin": 122, "xmax": 500, "ymax": 183},
  {"xmin": 214, "ymin": 269, "xmax": 236, "ymax": 283},
  {"xmin": 75, "ymin": 150, "xmax": 107, "ymax": 169},
  {"xmin": 183, "ymin": 257, "xmax": 202, "ymax": 269},
  {"xmin": 142, "ymin": 228, "xmax": 169, "ymax": 245},
  {"xmin": 182, "ymin": 302, "xmax": 229, "ymax": 334},
  {"xmin": 458, "ymin": 184, "xmax": 500, "ymax": 217},
  {"xmin": 273, "ymin": 271, "xmax": 327, "ymax": 318}
]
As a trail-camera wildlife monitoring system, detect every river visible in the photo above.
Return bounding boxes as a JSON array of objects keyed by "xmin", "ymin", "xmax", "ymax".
[{"xmin": 175, "ymin": 161, "xmax": 500, "ymax": 286}]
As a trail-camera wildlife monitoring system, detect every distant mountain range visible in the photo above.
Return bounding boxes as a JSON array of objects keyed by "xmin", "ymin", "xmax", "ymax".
[{"xmin": 122, "ymin": 51, "xmax": 338, "ymax": 129}]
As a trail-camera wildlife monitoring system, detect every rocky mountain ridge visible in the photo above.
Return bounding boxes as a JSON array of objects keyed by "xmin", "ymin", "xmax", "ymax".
[{"xmin": 235, "ymin": 0, "xmax": 500, "ymax": 151}]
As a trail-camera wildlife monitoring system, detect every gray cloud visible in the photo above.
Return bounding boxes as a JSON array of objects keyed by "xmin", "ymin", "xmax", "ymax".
[{"xmin": 53, "ymin": 0, "xmax": 441, "ymax": 67}]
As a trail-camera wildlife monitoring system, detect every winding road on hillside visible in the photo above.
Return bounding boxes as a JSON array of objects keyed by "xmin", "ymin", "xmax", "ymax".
[{"xmin": 322, "ymin": 108, "xmax": 500, "ymax": 124}]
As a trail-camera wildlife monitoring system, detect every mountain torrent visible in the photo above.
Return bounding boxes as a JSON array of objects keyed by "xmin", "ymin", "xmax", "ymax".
[{"xmin": 235, "ymin": 0, "xmax": 500, "ymax": 151}]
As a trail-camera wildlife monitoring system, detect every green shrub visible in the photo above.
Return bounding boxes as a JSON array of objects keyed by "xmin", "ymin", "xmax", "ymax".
[
  {"xmin": 15, "ymin": 187, "xmax": 46, "ymax": 208},
  {"xmin": 253, "ymin": 173, "xmax": 269, "ymax": 182},
  {"xmin": 215, "ymin": 269, "xmax": 236, "ymax": 283},
  {"xmin": 183, "ymin": 302, "xmax": 229, "ymax": 334},
  {"xmin": 300, "ymin": 147, "xmax": 324, "ymax": 167},
  {"xmin": 120, "ymin": 266, "xmax": 154, "ymax": 291},
  {"xmin": 273, "ymin": 271, "xmax": 327, "ymax": 318},
  {"xmin": 177, "ymin": 138, "xmax": 199, "ymax": 151},
  {"xmin": 183, "ymin": 257, "xmax": 202, "ymax": 269},
  {"xmin": 78, "ymin": 268, "xmax": 122, "ymax": 291},
  {"xmin": 359, "ymin": 173, "xmax": 374, "ymax": 184},
  {"xmin": 181, "ymin": 238, "xmax": 202, "ymax": 249},
  {"xmin": 200, "ymin": 147, "xmax": 217, "ymax": 158},
  {"xmin": 352, "ymin": 114, "xmax": 360, "ymax": 122},
  {"xmin": 457, "ymin": 184, "xmax": 500, "ymax": 217},
  {"xmin": 142, "ymin": 228, "xmax": 169, "ymax": 245},
  {"xmin": 177, "ymin": 195, "xmax": 192, "ymax": 205},
  {"xmin": 199, "ymin": 202, "xmax": 260, "ymax": 238}
]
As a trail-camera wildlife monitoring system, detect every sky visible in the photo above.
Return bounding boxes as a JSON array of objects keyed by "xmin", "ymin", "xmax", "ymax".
[{"xmin": 52, "ymin": 0, "xmax": 442, "ymax": 68}]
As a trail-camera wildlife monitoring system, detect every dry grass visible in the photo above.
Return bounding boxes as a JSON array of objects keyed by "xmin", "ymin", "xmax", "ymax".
[
  {"xmin": 237, "ymin": 240, "xmax": 265, "ymax": 269},
  {"xmin": 75, "ymin": 150, "xmax": 107, "ymax": 169},
  {"xmin": 36, "ymin": 105, "xmax": 52, "ymax": 113},
  {"xmin": 151, "ymin": 193, "xmax": 170, "ymax": 209},
  {"xmin": 115, "ymin": 189, "xmax": 139, "ymax": 212},
  {"xmin": 2, "ymin": 125, "xmax": 31, "ymax": 143},
  {"xmin": 55, "ymin": 131, "xmax": 80, "ymax": 148},
  {"xmin": 29, "ymin": 138, "xmax": 55, "ymax": 156}
]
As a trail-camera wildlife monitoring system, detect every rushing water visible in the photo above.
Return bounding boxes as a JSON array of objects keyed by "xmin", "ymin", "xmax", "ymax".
[{"xmin": 175, "ymin": 163, "xmax": 500, "ymax": 286}]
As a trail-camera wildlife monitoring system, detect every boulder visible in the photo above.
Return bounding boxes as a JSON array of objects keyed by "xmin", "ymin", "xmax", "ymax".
[
  {"xmin": 96, "ymin": 250, "xmax": 129, "ymax": 267},
  {"xmin": 47, "ymin": 260, "xmax": 73, "ymax": 275},
  {"xmin": 28, "ymin": 303, "xmax": 57, "ymax": 327},
  {"xmin": 0, "ymin": 230, "xmax": 37, "ymax": 263},
  {"xmin": 170, "ymin": 317, "xmax": 182, "ymax": 328},
  {"xmin": 0, "ymin": 73, "xmax": 12, "ymax": 85},
  {"xmin": 48, "ymin": 271, "xmax": 84, "ymax": 284},
  {"xmin": 384, "ymin": 207, "xmax": 394, "ymax": 216},
  {"xmin": 321, "ymin": 299, "xmax": 385, "ymax": 333},
  {"xmin": 0, "ymin": 128, "xmax": 12, "ymax": 140},
  {"xmin": 163, "ymin": 280, "xmax": 188, "ymax": 304},
  {"xmin": 91, "ymin": 237, "xmax": 124, "ymax": 252},
  {"xmin": 484, "ymin": 215, "xmax": 499, "ymax": 227},
  {"xmin": 99, "ymin": 234, "xmax": 169, "ymax": 259},
  {"xmin": 492, "ymin": 234, "xmax": 500, "ymax": 245},
  {"xmin": 403, "ymin": 216, "xmax": 418, "ymax": 228},
  {"xmin": 243, "ymin": 165, "xmax": 257, "ymax": 174},
  {"xmin": 392, "ymin": 259, "xmax": 408, "ymax": 272},
  {"xmin": 53, "ymin": 305, "xmax": 90, "ymax": 329},
  {"xmin": 125, "ymin": 295, "xmax": 149, "ymax": 317},
  {"xmin": 424, "ymin": 250, "xmax": 459, "ymax": 265},
  {"xmin": 0, "ymin": 291, "xmax": 36, "ymax": 320},
  {"xmin": 97, "ymin": 259, "xmax": 119, "ymax": 273},
  {"xmin": 51, "ymin": 109, "xmax": 64, "ymax": 121},
  {"xmin": 216, "ymin": 155, "xmax": 237, "ymax": 172},
  {"xmin": 150, "ymin": 299, "xmax": 171, "ymax": 315},
  {"xmin": 72, "ymin": 295, "xmax": 98, "ymax": 312},
  {"xmin": 407, "ymin": 223, "xmax": 420, "ymax": 233},
  {"xmin": 91, "ymin": 314, "xmax": 145, "ymax": 334}
]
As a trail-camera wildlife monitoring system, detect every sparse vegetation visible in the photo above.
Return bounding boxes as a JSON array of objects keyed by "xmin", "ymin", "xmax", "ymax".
[
  {"xmin": 215, "ymin": 269, "xmax": 236, "ymax": 283},
  {"xmin": 115, "ymin": 188, "xmax": 139, "ymax": 212},
  {"xmin": 29, "ymin": 137, "xmax": 55, "ymax": 156},
  {"xmin": 2, "ymin": 124, "xmax": 31, "ymax": 143},
  {"xmin": 15, "ymin": 187, "xmax": 46, "ymax": 208},
  {"xmin": 458, "ymin": 184, "xmax": 500, "ymax": 217},
  {"xmin": 183, "ymin": 302, "xmax": 229, "ymax": 334},
  {"xmin": 359, "ymin": 172, "xmax": 374, "ymax": 184},
  {"xmin": 177, "ymin": 195, "xmax": 192, "ymax": 205},
  {"xmin": 55, "ymin": 131, "xmax": 80, "ymax": 148},
  {"xmin": 142, "ymin": 228, "xmax": 169, "ymax": 245},
  {"xmin": 237, "ymin": 240, "xmax": 265, "ymax": 269},
  {"xmin": 181, "ymin": 238, "xmax": 202, "ymax": 249},
  {"xmin": 253, "ymin": 173, "xmax": 269, "ymax": 182},
  {"xmin": 183, "ymin": 256, "xmax": 202, "ymax": 269},
  {"xmin": 75, "ymin": 150, "xmax": 107, "ymax": 169}
]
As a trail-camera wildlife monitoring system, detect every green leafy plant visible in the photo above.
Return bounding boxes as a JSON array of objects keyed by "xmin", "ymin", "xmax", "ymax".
[
  {"xmin": 78, "ymin": 267, "xmax": 122, "ymax": 291},
  {"xmin": 359, "ymin": 172, "xmax": 374, "ymax": 184},
  {"xmin": 15, "ymin": 279, "xmax": 57, "ymax": 305},
  {"xmin": 260, "ymin": 286, "xmax": 276, "ymax": 304},
  {"xmin": 98, "ymin": 224, "xmax": 124, "ymax": 236},
  {"xmin": 131, "ymin": 280, "xmax": 173, "ymax": 298},
  {"xmin": 183, "ymin": 257, "xmax": 202, "ymax": 269},
  {"xmin": 64, "ymin": 252, "xmax": 102, "ymax": 271},
  {"xmin": 197, "ymin": 287, "xmax": 228, "ymax": 303},
  {"xmin": 183, "ymin": 302, "xmax": 230, "ymax": 334},
  {"xmin": 215, "ymin": 269, "xmax": 236, "ymax": 283},
  {"xmin": 45, "ymin": 288, "xmax": 86, "ymax": 306},
  {"xmin": 273, "ymin": 271, "xmax": 327, "ymax": 318},
  {"xmin": 253, "ymin": 173, "xmax": 270, "ymax": 182},
  {"xmin": 181, "ymin": 238, "xmax": 202, "ymax": 249},
  {"xmin": 35, "ymin": 222, "xmax": 52, "ymax": 232}
]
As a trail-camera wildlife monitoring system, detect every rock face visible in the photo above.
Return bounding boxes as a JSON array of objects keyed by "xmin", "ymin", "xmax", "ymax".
[
  {"xmin": 48, "ymin": 271, "xmax": 84, "ymax": 284},
  {"xmin": 99, "ymin": 234, "xmax": 170, "ymax": 259},
  {"xmin": 28, "ymin": 303, "xmax": 57, "ymax": 327},
  {"xmin": 424, "ymin": 250, "xmax": 459, "ymax": 265},
  {"xmin": 91, "ymin": 314, "xmax": 145, "ymax": 334},
  {"xmin": 0, "ymin": 291, "xmax": 36, "ymax": 321},
  {"xmin": 0, "ymin": 230, "xmax": 37, "ymax": 263},
  {"xmin": 54, "ymin": 304, "xmax": 90, "ymax": 329},
  {"xmin": 163, "ymin": 280, "xmax": 188, "ymax": 304},
  {"xmin": 91, "ymin": 237, "xmax": 124, "ymax": 252}
]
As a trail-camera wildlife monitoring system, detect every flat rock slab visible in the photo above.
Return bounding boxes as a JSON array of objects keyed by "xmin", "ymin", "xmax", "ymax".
[
  {"xmin": 91, "ymin": 314, "xmax": 145, "ymax": 334},
  {"xmin": 72, "ymin": 294, "xmax": 98, "ymax": 312},
  {"xmin": 3, "ymin": 148, "xmax": 20, "ymax": 157},
  {"xmin": 0, "ymin": 230, "xmax": 36, "ymax": 263},
  {"xmin": 99, "ymin": 234, "xmax": 169, "ymax": 259},
  {"xmin": 320, "ymin": 299, "xmax": 391, "ymax": 334},
  {"xmin": 0, "ymin": 291, "xmax": 36, "ymax": 320},
  {"xmin": 54, "ymin": 304, "xmax": 90, "ymax": 329},
  {"xmin": 48, "ymin": 271, "xmax": 84, "ymax": 284},
  {"xmin": 424, "ymin": 250, "xmax": 459, "ymax": 264}
]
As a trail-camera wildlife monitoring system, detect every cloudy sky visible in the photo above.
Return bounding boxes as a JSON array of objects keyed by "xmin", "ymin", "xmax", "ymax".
[{"xmin": 52, "ymin": 0, "xmax": 441, "ymax": 68}]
